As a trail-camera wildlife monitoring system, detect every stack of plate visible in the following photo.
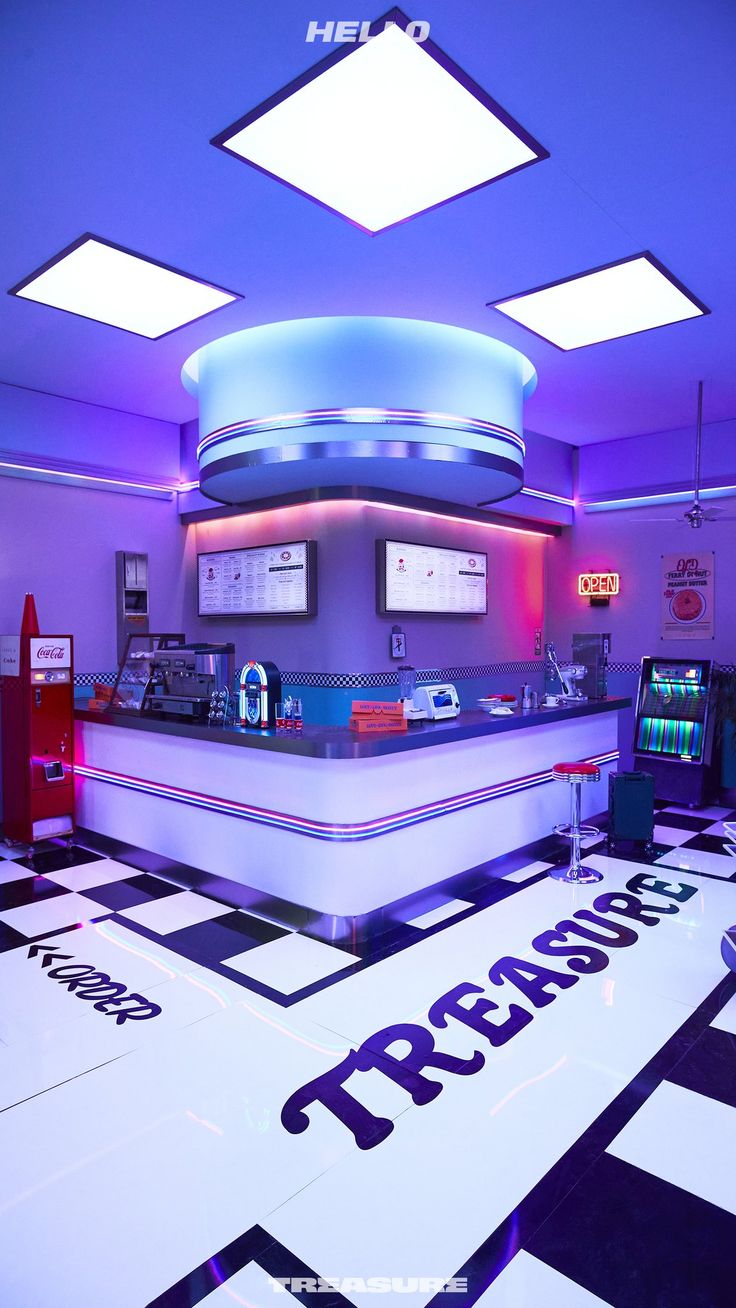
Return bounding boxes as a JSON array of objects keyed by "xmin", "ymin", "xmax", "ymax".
[{"xmin": 478, "ymin": 696, "xmax": 518, "ymax": 712}]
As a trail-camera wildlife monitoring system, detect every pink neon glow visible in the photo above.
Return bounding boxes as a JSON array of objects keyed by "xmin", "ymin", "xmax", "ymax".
[
  {"xmin": 363, "ymin": 500, "xmax": 546, "ymax": 539},
  {"xmin": 236, "ymin": 998, "xmax": 349, "ymax": 1058},
  {"xmin": 195, "ymin": 495, "xmax": 551, "ymax": 541},
  {"xmin": 93, "ymin": 920, "xmax": 178, "ymax": 980},
  {"xmin": 75, "ymin": 750, "xmax": 619, "ymax": 839},
  {"xmin": 489, "ymin": 1055, "xmax": 568, "ymax": 1117},
  {"xmin": 185, "ymin": 1109, "xmax": 224, "ymax": 1137}
]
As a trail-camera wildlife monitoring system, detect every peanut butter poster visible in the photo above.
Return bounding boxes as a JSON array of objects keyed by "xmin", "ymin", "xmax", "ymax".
[{"xmin": 661, "ymin": 552, "xmax": 714, "ymax": 640}]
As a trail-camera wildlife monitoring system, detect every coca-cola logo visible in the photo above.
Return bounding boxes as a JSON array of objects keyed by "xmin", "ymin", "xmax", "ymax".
[{"xmin": 36, "ymin": 646, "xmax": 64, "ymax": 660}]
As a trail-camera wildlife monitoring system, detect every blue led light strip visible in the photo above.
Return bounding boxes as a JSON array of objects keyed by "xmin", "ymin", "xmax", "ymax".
[
  {"xmin": 196, "ymin": 407, "xmax": 526, "ymax": 461},
  {"xmin": 519, "ymin": 487, "xmax": 576, "ymax": 508},
  {"xmin": 0, "ymin": 457, "xmax": 185, "ymax": 496},
  {"xmin": 76, "ymin": 749, "xmax": 618, "ymax": 843},
  {"xmin": 583, "ymin": 485, "xmax": 736, "ymax": 512}
]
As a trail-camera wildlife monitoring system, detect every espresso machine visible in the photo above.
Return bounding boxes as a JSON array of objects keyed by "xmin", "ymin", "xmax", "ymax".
[{"xmin": 142, "ymin": 643, "xmax": 234, "ymax": 720}]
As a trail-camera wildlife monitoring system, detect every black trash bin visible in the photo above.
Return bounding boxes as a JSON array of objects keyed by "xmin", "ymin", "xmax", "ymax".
[{"xmin": 607, "ymin": 770, "xmax": 655, "ymax": 854}]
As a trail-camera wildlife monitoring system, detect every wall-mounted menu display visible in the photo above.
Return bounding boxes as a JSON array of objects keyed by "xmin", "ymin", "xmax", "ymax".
[
  {"xmin": 198, "ymin": 540, "xmax": 317, "ymax": 617},
  {"xmin": 377, "ymin": 539, "xmax": 488, "ymax": 615}
]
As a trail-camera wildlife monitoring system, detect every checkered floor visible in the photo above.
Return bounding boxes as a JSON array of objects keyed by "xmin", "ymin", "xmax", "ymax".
[
  {"xmin": 2, "ymin": 799, "xmax": 734, "ymax": 1008},
  {"xmin": 494, "ymin": 988, "xmax": 736, "ymax": 1308},
  {"xmin": 1, "ymin": 803, "xmax": 735, "ymax": 1307},
  {"xmin": 0, "ymin": 842, "xmax": 363, "ymax": 1004}
]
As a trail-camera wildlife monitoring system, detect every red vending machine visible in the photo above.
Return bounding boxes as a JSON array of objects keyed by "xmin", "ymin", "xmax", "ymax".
[{"xmin": 0, "ymin": 634, "xmax": 75, "ymax": 845}]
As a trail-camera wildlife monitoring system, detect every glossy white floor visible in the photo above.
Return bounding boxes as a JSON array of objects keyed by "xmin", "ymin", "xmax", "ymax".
[{"xmin": 0, "ymin": 812, "xmax": 735, "ymax": 1308}]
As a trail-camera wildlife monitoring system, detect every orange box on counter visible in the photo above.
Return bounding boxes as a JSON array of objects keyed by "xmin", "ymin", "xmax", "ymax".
[
  {"xmin": 350, "ymin": 700, "xmax": 405, "ymax": 719},
  {"xmin": 349, "ymin": 700, "xmax": 407, "ymax": 732},
  {"xmin": 348, "ymin": 715, "xmax": 407, "ymax": 734}
]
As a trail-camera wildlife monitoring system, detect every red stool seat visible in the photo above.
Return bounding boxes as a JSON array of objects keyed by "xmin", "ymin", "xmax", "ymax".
[{"xmin": 553, "ymin": 761, "xmax": 601, "ymax": 782}]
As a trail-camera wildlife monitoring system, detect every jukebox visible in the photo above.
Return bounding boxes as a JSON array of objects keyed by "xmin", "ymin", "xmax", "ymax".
[
  {"xmin": 239, "ymin": 661, "xmax": 281, "ymax": 729},
  {"xmin": 633, "ymin": 657, "xmax": 714, "ymax": 805}
]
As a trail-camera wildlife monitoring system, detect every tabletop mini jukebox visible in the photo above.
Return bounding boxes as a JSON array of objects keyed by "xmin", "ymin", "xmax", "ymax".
[
  {"xmin": 0, "ymin": 634, "xmax": 75, "ymax": 844},
  {"xmin": 239, "ymin": 660, "xmax": 281, "ymax": 729}
]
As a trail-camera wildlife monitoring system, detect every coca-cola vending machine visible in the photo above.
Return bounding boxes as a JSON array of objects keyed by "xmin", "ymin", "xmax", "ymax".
[{"xmin": 0, "ymin": 634, "xmax": 75, "ymax": 845}]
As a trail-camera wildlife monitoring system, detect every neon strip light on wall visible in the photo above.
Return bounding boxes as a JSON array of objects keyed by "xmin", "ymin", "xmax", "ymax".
[
  {"xmin": 75, "ymin": 749, "xmax": 619, "ymax": 843},
  {"xmin": 583, "ymin": 485, "xmax": 736, "ymax": 512},
  {"xmin": 0, "ymin": 457, "xmax": 186, "ymax": 496},
  {"xmin": 177, "ymin": 480, "xmax": 571, "ymax": 507},
  {"xmin": 520, "ymin": 487, "xmax": 576, "ymax": 507},
  {"xmin": 196, "ymin": 407, "xmax": 526, "ymax": 461}
]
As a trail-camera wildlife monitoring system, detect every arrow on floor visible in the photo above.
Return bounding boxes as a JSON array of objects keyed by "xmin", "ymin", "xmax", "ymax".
[{"xmin": 27, "ymin": 942, "xmax": 73, "ymax": 967}]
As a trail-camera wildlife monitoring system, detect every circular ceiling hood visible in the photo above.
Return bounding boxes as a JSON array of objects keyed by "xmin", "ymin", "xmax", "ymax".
[{"xmin": 182, "ymin": 317, "xmax": 536, "ymax": 509}]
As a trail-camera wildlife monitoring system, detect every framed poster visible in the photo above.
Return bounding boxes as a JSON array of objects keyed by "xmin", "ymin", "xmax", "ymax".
[{"xmin": 661, "ymin": 552, "xmax": 714, "ymax": 640}]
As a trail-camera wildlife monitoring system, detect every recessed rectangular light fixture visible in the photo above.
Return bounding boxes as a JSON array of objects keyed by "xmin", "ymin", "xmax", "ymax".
[
  {"xmin": 488, "ymin": 252, "xmax": 708, "ymax": 350},
  {"xmin": 8, "ymin": 234, "xmax": 241, "ymax": 338},
  {"xmin": 211, "ymin": 7, "xmax": 547, "ymax": 234}
]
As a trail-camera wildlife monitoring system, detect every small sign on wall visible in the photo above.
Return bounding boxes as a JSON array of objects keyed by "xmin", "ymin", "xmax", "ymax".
[
  {"xmin": 0, "ymin": 635, "xmax": 20, "ymax": 676},
  {"xmin": 661, "ymin": 552, "xmax": 714, "ymax": 640}
]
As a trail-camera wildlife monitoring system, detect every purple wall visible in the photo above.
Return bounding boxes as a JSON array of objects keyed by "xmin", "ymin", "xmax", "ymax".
[
  {"xmin": 579, "ymin": 418, "xmax": 736, "ymax": 500},
  {"xmin": 0, "ymin": 381, "xmax": 179, "ymax": 480},
  {"xmin": 545, "ymin": 507, "xmax": 735, "ymax": 665},
  {"xmin": 0, "ymin": 384, "xmax": 187, "ymax": 672},
  {"xmin": 0, "ymin": 475, "xmax": 191, "ymax": 672},
  {"xmin": 188, "ymin": 500, "xmax": 547, "ymax": 673},
  {"xmin": 546, "ymin": 425, "xmax": 736, "ymax": 764}
]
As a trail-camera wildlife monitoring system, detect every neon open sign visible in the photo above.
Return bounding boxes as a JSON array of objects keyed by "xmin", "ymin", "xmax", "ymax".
[{"xmin": 578, "ymin": 572, "xmax": 620, "ymax": 597}]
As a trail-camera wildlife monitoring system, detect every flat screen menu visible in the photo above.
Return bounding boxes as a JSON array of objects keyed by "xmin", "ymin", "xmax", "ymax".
[
  {"xmin": 198, "ymin": 541, "xmax": 316, "ymax": 617},
  {"xmin": 378, "ymin": 539, "xmax": 487, "ymax": 615}
]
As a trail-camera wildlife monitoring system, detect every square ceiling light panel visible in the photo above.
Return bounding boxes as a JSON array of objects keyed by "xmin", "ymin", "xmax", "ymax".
[
  {"xmin": 9, "ymin": 235, "xmax": 242, "ymax": 339},
  {"xmin": 211, "ymin": 9, "xmax": 548, "ymax": 234},
  {"xmin": 488, "ymin": 253, "xmax": 709, "ymax": 350}
]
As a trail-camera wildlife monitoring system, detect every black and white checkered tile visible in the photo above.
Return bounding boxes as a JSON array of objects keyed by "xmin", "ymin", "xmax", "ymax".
[
  {"xmin": 2, "ymin": 796, "xmax": 736, "ymax": 1308},
  {"xmin": 0, "ymin": 841, "xmax": 367, "ymax": 1005},
  {"xmin": 604, "ymin": 801, "xmax": 736, "ymax": 882},
  {"xmin": 511, "ymin": 989, "xmax": 736, "ymax": 1307},
  {"xmin": 4, "ymin": 799, "xmax": 733, "ymax": 1011},
  {"xmin": 0, "ymin": 840, "xmax": 528, "ymax": 1007}
]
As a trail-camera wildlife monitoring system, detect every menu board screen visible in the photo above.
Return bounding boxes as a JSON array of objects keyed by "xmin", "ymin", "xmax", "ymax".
[
  {"xmin": 379, "ymin": 539, "xmax": 487, "ymax": 615},
  {"xmin": 198, "ymin": 541, "xmax": 316, "ymax": 617}
]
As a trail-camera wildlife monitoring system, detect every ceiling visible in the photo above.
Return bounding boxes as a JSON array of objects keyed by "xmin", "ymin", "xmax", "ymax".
[{"xmin": 2, "ymin": 0, "xmax": 735, "ymax": 447}]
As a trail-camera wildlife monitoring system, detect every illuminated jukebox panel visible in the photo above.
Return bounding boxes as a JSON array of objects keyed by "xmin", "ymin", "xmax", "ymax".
[{"xmin": 633, "ymin": 658, "xmax": 714, "ymax": 804}]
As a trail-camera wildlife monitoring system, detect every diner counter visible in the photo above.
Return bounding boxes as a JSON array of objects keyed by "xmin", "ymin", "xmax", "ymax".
[
  {"xmin": 74, "ymin": 697, "xmax": 630, "ymax": 919},
  {"xmin": 74, "ymin": 697, "xmax": 631, "ymax": 759}
]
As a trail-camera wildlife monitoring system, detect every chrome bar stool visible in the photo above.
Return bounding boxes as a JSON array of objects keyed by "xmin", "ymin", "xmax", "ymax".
[{"xmin": 549, "ymin": 761, "xmax": 603, "ymax": 884}]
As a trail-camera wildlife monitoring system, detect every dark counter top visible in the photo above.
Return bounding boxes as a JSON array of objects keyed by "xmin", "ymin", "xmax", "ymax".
[{"xmin": 75, "ymin": 696, "xmax": 631, "ymax": 760}]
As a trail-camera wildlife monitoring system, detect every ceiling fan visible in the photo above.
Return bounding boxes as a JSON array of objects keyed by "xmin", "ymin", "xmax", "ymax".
[{"xmin": 635, "ymin": 381, "xmax": 736, "ymax": 528}]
